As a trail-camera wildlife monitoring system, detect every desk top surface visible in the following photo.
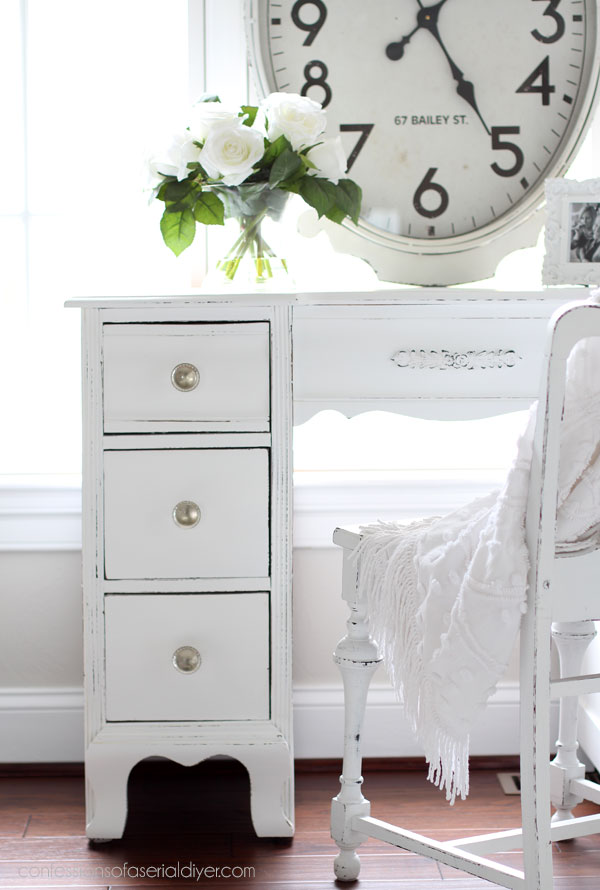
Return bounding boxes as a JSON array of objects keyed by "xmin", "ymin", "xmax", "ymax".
[{"xmin": 65, "ymin": 286, "xmax": 586, "ymax": 310}]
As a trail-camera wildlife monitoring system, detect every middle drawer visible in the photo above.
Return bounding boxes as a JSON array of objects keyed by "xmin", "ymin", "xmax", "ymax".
[{"xmin": 104, "ymin": 448, "xmax": 269, "ymax": 580}]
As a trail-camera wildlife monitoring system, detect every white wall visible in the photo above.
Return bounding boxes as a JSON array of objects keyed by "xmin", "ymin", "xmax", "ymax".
[
  {"xmin": 0, "ymin": 521, "xmax": 527, "ymax": 763},
  {"xmin": 1, "ymin": 0, "xmax": 596, "ymax": 768},
  {"xmin": 0, "ymin": 551, "xmax": 82, "ymax": 687}
]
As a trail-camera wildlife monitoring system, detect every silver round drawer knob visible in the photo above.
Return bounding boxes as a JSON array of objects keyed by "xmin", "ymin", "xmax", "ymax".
[
  {"xmin": 173, "ymin": 645, "xmax": 201, "ymax": 674},
  {"xmin": 171, "ymin": 362, "xmax": 200, "ymax": 392},
  {"xmin": 173, "ymin": 500, "xmax": 201, "ymax": 528}
]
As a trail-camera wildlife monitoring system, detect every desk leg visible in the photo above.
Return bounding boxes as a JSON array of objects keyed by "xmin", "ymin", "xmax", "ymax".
[
  {"xmin": 239, "ymin": 744, "xmax": 294, "ymax": 837},
  {"xmin": 85, "ymin": 745, "xmax": 135, "ymax": 841}
]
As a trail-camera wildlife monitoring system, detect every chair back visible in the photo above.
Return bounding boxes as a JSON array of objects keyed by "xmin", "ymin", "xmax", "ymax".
[{"xmin": 526, "ymin": 299, "xmax": 600, "ymax": 623}]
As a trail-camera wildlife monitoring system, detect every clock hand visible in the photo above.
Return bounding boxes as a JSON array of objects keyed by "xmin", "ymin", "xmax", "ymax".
[
  {"xmin": 386, "ymin": 0, "xmax": 450, "ymax": 60},
  {"xmin": 418, "ymin": 2, "xmax": 490, "ymax": 134},
  {"xmin": 386, "ymin": 0, "xmax": 490, "ymax": 136},
  {"xmin": 385, "ymin": 25, "xmax": 420, "ymax": 60}
]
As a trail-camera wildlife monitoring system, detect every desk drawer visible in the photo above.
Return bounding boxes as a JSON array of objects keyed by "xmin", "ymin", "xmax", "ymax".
[
  {"xmin": 292, "ymin": 310, "xmax": 548, "ymax": 417},
  {"xmin": 103, "ymin": 448, "xmax": 269, "ymax": 580},
  {"xmin": 103, "ymin": 322, "xmax": 270, "ymax": 432},
  {"xmin": 105, "ymin": 593, "xmax": 270, "ymax": 721}
]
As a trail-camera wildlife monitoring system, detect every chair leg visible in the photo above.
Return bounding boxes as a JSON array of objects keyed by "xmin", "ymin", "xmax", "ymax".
[
  {"xmin": 331, "ymin": 547, "xmax": 382, "ymax": 881},
  {"xmin": 550, "ymin": 620, "xmax": 597, "ymax": 822},
  {"xmin": 519, "ymin": 603, "xmax": 554, "ymax": 890}
]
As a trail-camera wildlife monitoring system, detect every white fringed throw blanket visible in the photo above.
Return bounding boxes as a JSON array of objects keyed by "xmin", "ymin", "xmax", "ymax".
[{"xmin": 354, "ymin": 324, "xmax": 600, "ymax": 804}]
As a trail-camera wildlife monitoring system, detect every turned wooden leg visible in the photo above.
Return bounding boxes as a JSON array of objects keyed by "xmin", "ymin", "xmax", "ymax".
[
  {"xmin": 550, "ymin": 620, "xmax": 597, "ymax": 823},
  {"xmin": 331, "ymin": 544, "xmax": 382, "ymax": 882}
]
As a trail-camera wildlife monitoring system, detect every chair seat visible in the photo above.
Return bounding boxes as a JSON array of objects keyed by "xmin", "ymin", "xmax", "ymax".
[{"xmin": 332, "ymin": 526, "xmax": 362, "ymax": 550}]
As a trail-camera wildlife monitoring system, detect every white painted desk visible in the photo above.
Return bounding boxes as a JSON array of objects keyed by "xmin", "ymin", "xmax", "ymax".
[{"xmin": 68, "ymin": 287, "xmax": 577, "ymax": 840}]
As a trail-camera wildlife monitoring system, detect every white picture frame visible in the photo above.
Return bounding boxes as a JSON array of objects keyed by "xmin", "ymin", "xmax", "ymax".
[{"xmin": 543, "ymin": 178, "xmax": 600, "ymax": 286}]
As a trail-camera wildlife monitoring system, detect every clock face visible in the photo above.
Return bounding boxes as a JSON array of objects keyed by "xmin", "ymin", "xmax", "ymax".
[{"xmin": 248, "ymin": 0, "xmax": 599, "ymax": 247}]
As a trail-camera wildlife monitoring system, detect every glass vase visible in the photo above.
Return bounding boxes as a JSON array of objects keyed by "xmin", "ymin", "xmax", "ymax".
[{"xmin": 213, "ymin": 210, "xmax": 291, "ymax": 289}]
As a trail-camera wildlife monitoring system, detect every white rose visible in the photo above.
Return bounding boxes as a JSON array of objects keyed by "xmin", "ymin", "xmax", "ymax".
[
  {"xmin": 306, "ymin": 136, "xmax": 347, "ymax": 184},
  {"xmin": 188, "ymin": 102, "xmax": 240, "ymax": 142},
  {"xmin": 261, "ymin": 92, "xmax": 326, "ymax": 151},
  {"xmin": 198, "ymin": 120, "xmax": 265, "ymax": 186},
  {"xmin": 150, "ymin": 131, "xmax": 201, "ymax": 182}
]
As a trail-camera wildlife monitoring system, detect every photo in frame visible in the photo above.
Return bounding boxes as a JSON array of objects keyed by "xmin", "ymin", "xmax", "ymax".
[{"xmin": 543, "ymin": 178, "xmax": 600, "ymax": 286}]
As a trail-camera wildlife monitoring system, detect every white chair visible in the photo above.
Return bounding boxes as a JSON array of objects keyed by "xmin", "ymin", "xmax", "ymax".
[{"xmin": 331, "ymin": 300, "xmax": 600, "ymax": 889}]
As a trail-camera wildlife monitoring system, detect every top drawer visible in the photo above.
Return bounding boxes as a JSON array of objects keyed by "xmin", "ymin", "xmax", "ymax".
[{"xmin": 103, "ymin": 322, "xmax": 270, "ymax": 432}]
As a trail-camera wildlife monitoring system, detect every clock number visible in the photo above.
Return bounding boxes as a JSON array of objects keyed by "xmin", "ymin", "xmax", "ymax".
[
  {"xmin": 301, "ymin": 60, "xmax": 332, "ymax": 108},
  {"xmin": 339, "ymin": 123, "xmax": 374, "ymax": 172},
  {"xmin": 291, "ymin": 0, "xmax": 327, "ymax": 46},
  {"xmin": 413, "ymin": 168, "xmax": 449, "ymax": 219},
  {"xmin": 490, "ymin": 127, "xmax": 524, "ymax": 177},
  {"xmin": 531, "ymin": 0, "xmax": 565, "ymax": 44},
  {"xmin": 516, "ymin": 56, "xmax": 555, "ymax": 105}
]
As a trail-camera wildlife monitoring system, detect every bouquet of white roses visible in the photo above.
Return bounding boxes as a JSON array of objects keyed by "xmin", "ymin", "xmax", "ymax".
[{"xmin": 149, "ymin": 92, "xmax": 361, "ymax": 281}]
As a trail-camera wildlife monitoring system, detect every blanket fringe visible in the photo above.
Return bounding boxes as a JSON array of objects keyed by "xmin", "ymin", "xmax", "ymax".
[{"xmin": 352, "ymin": 519, "xmax": 469, "ymax": 804}]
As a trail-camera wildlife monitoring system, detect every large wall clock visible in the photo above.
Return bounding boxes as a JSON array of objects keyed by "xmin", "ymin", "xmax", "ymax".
[{"xmin": 245, "ymin": 0, "xmax": 600, "ymax": 285}]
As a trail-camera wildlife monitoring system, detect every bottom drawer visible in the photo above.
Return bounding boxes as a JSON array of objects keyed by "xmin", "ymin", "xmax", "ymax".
[{"xmin": 104, "ymin": 593, "xmax": 270, "ymax": 721}]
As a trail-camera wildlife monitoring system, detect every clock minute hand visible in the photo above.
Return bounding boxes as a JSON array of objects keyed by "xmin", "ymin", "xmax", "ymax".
[{"xmin": 417, "ymin": 1, "xmax": 490, "ymax": 135}]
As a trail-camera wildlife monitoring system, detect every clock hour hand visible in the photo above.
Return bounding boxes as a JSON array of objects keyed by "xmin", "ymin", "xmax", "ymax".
[
  {"xmin": 385, "ymin": 24, "xmax": 420, "ymax": 60},
  {"xmin": 386, "ymin": 0, "xmax": 449, "ymax": 60}
]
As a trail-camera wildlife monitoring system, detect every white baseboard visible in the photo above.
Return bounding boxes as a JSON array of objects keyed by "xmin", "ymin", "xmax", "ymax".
[
  {"xmin": 293, "ymin": 682, "xmax": 541, "ymax": 759},
  {"xmin": 0, "ymin": 688, "xmax": 85, "ymax": 762},
  {"xmin": 0, "ymin": 478, "xmax": 82, "ymax": 551},
  {"xmin": 0, "ymin": 682, "xmax": 543, "ymax": 763}
]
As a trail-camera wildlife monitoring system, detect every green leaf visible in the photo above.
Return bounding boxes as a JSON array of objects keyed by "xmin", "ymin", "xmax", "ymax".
[
  {"xmin": 269, "ymin": 148, "xmax": 303, "ymax": 188},
  {"xmin": 193, "ymin": 191, "xmax": 225, "ymax": 225},
  {"xmin": 259, "ymin": 135, "xmax": 292, "ymax": 168},
  {"xmin": 335, "ymin": 179, "xmax": 363, "ymax": 225},
  {"xmin": 198, "ymin": 93, "xmax": 220, "ymax": 103},
  {"xmin": 298, "ymin": 176, "xmax": 363, "ymax": 225},
  {"xmin": 156, "ymin": 181, "xmax": 171, "ymax": 202},
  {"xmin": 326, "ymin": 205, "xmax": 346, "ymax": 224},
  {"xmin": 240, "ymin": 105, "xmax": 258, "ymax": 127},
  {"xmin": 160, "ymin": 207, "xmax": 196, "ymax": 256},
  {"xmin": 298, "ymin": 176, "xmax": 338, "ymax": 219},
  {"xmin": 162, "ymin": 179, "xmax": 198, "ymax": 207},
  {"xmin": 276, "ymin": 154, "xmax": 312, "ymax": 190}
]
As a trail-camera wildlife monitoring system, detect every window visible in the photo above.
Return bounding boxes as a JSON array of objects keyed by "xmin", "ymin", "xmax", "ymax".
[
  {"xmin": 3, "ymin": 0, "xmax": 598, "ymax": 492},
  {"xmin": 1, "ymin": 0, "xmax": 192, "ymax": 477}
]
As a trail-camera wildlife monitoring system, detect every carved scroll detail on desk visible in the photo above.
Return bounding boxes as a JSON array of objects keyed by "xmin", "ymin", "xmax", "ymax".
[{"xmin": 390, "ymin": 349, "xmax": 521, "ymax": 371}]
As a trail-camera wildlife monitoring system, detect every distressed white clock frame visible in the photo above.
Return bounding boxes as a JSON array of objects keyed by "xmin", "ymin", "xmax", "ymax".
[
  {"xmin": 77, "ymin": 299, "xmax": 294, "ymax": 840},
  {"xmin": 70, "ymin": 287, "xmax": 586, "ymax": 842}
]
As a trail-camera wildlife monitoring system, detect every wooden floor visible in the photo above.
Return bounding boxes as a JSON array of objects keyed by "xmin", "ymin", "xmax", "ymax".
[{"xmin": 2, "ymin": 759, "xmax": 600, "ymax": 888}]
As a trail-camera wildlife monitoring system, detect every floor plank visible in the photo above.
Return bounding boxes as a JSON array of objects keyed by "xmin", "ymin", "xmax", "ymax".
[{"xmin": 0, "ymin": 760, "xmax": 599, "ymax": 889}]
